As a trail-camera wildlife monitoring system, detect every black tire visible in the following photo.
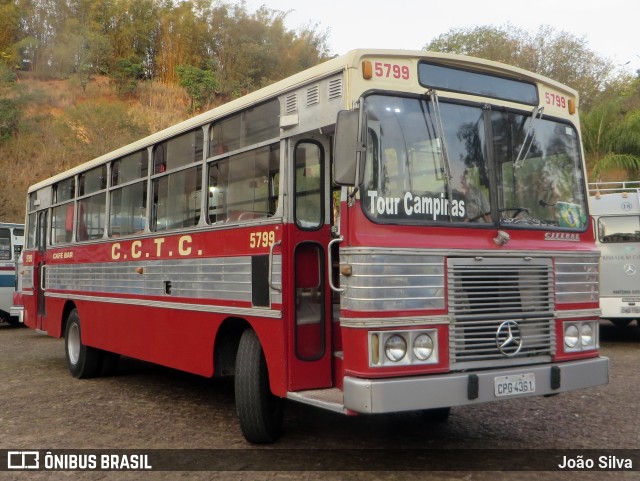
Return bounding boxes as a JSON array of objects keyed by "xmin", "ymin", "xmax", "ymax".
[
  {"xmin": 64, "ymin": 309, "xmax": 102, "ymax": 379},
  {"xmin": 611, "ymin": 319, "xmax": 631, "ymax": 329},
  {"xmin": 99, "ymin": 351, "xmax": 120, "ymax": 376},
  {"xmin": 235, "ymin": 329, "xmax": 284, "ymax": 444},
  {"xmin": 421, "ymin": 407, "xmax": 451, "ymax": 424}
]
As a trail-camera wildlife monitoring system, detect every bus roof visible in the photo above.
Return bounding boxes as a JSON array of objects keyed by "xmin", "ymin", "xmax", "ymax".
[
  {"xmin": 27, "ymin": 48, "xmax": 579, "ymax": 194},
  {"xmin": 588, "ymin": 182, "xmax": 640, "ymax": 216}
]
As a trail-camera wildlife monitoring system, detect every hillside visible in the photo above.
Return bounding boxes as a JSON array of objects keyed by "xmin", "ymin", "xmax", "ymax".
[{"xmin": 0, "ymin": 74, "xmax": 198, "ymax": 223}]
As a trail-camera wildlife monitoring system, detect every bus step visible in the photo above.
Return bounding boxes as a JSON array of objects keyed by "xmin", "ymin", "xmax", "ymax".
[{"xmin": 287, "ymin": 387, "xmax": 345, "ymax": 414}]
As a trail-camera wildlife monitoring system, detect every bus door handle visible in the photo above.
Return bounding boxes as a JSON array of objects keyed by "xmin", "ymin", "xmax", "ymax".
[
  {"xmin": 268, "ymin": 241, "xmax": 282, "ymax": 292},
  {"xmin": 328, "ymin": 236, "xmax": 344, "ymax": 294},
  {"xmin": 39, "ymin": 264, "xmax": 46, "ymax": 292}
]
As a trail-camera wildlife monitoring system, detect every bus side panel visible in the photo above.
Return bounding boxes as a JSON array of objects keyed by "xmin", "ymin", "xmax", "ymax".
[{"xmin": 55, "ymin": 298, "xmax": 287, "ymax": 389}]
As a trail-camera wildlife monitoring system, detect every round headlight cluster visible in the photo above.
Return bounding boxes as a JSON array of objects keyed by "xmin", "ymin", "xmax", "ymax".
[
  {"xmin": 564, "ymin": 322, "xmax": 597, "ymax": 351},
  {"xmin": 580, "ymin": 324, "xmax": 593, "ymax": 346},
  {"xmin": 383, "ymin": 332, "xmax": 436, "ymax": 363},
  {"xmin": 564, "ymin": 324, "xmax": 579, "ymax": 348},
  {"xmin": 413, "ymin": 333, "xmax": 435, "ymax": 361},
  {"xmin": 384, "ymin": 335, "xmax": 407, "ymax": 362}
]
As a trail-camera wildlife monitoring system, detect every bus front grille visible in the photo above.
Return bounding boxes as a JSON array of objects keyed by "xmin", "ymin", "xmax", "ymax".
[{"xmin": 447, "ymin": 257, "xmax": 555, "ymax": 369}]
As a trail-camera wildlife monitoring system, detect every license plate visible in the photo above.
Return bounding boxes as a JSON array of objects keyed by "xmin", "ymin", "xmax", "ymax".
[
  {"xmin": 494, "ymin": 373, "xmax": 535, "ymax": 397},
  {"xmin": 621, "ymin": 306, "xmax": 640, "ymax": 314}
]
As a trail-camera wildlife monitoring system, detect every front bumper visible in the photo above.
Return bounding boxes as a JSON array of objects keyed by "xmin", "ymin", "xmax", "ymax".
[
  {"xmin": 9, "ymin": 306, "xmax": 24, "ymax": 324},
  {"xmin": 343, "ymin": 356, "xmax": 609, "ymax": 414}
]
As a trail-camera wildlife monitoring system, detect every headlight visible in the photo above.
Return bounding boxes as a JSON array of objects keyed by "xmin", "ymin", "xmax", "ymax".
[
  {"xmin": 369, "ymin": 329, "xmax": 440, "ymax": 367},
  {"xmin": 413, "ymin": 333, "xmax": 434, "ymax": 361},
  {"xmin": 564, "ymin": 324, "xmax": 579, "ymax": 349},
  {"xmin": 384, "ymin": 335, "xmax": 407, "ymax": 362},
  {"xmin": 563, "ymin": 320, "xmax": 598, "ymax": 352},
  {"xmin": 580, "ymin": 323, "xmax": 593, "ymax": 346}
]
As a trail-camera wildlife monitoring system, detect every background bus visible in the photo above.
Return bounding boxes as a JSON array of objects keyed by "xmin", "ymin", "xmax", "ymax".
[
  {"xmin": 0, "ymin": 222, "xmax": 24, "ymax": 324},
  {"xmin": 20, "ymin": 49, "xmax": 607, "ymax": 443},
  {"xmin": 589, "ymin": 181, "xmax": 640, "ymax": 327}
]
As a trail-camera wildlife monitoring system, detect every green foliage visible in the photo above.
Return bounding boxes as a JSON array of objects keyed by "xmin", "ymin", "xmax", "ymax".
[
  {"xmin": 176, "ymin": 64, "xmax": 218, "ymax": 112},
  {"xmin": 110, "ymin": 58, "xmax": 143, "ymax": 97},
  {"xmin": 0, "ymin": 98, "xmax": 19, "ymax": 140},
  {"xmin": 425, "ymin": 24, "xmax": 619, "ymax": 111}
]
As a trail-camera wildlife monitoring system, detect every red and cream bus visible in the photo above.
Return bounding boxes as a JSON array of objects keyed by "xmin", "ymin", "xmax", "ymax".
[{"xmin": 20, "ymin": 49, "xmax": 608, "ymax": 443}]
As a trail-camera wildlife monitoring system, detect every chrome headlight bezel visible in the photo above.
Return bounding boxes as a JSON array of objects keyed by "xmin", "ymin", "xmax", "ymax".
[
  {"xmin": 563, "ymin": 320, "xmax": 598, "ymax": 352},
  {"xmin": 370, "ymin": 329, "xmax": 439, "ymax": 367}
]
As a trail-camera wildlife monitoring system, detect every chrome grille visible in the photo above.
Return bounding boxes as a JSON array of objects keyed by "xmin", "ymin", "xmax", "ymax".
[
  {"xmin": 448, "ymin": 257, "xmax": 554, "ymax": 368},
  {"xmin": 341, "ymin": 251, "xmax": 445, "ymax": 312}
]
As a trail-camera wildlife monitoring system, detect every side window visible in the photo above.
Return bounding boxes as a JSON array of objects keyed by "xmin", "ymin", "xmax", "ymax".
[
  {"xmin": 152, "ymin": 166, "xmax": 202, "ymax": 231},
  {"xmin": 294, "ymin": 142, "xmax": 323, "ymax": 230},
  {"xmin": 0, "ymin": 228, "xmax": 10, "ymax": 260},
  {"xmin": 77, "ymin": 193, "xmax": 106, "ymax": 241},
  {"xmin": 51, "ymin": 202, "xmax": 74, "ymax": 244},
  {"xmin": 27, "ymin": 213, "xmax": 36, "ymax": 249},
  {"xmin": 207, "ymin": 144, "xmax": 280, "ymax": 223},
  {"xmin": 77, "ymin": 166, "xmax": 107, "ymax": 241},
  {"xmin": 154, "ymin": 129, "xmax": 203, "ymax": 174},
  {"xmin": 110, "ymin": 150, "xmax": 149, "ymax": 237},
  {"xmin": 51, "ymin": 178, "xmax": 76, "ymax": 245}
]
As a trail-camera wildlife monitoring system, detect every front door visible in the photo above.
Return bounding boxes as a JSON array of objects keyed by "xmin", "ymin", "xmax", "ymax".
[
  {"xmin": 35, "ymin": 210, "xmax": 47, "ymax": 331},
  {"xmin": 287, "ymin": 135, "xmax": 333, "ymax": 391}
]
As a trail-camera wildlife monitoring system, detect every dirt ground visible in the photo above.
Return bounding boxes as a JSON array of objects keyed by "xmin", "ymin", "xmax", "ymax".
[{"xmin": 1, "ymin": 321, "xmax": 639, "ymax": 480}]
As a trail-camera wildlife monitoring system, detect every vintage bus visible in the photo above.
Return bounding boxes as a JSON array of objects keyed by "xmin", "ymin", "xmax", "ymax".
[
  {"xmin": 0, "ymin": 222, "xmax": 24, "ymax": 324},
  {"xmin": 589, "ymin": 181, "xmax": 640, "ymax": 327},
  {"xmin": 20, "ymin": 49, "xmax": 608, "ymax": 443}
]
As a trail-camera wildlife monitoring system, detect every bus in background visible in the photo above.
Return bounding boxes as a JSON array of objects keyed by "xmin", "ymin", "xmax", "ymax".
[
  {"xmin": 589, "ymin": 181, "xmax": 640, "ymax": 328},
  {"xmin": 0, "ymin": 222, "xmax": 24, "ymax": 325},
  {"xmin": 20, "ymin": 49, "xmax": 608, "ymax": 443}
]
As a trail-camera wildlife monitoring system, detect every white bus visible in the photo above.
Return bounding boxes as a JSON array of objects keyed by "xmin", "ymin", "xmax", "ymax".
[
  {"xmin": 589, "ymin": 181, "xmax": 640, "ymax": 327},
  {"xmin": 0, "ymin": 222, "xmax": 25, "ymax": 324}
]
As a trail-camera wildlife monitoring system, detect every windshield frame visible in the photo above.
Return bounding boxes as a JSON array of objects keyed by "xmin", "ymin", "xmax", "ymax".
[{"xmin": 358, "ymin": 91, "xmax": 589, "ymax": 232}]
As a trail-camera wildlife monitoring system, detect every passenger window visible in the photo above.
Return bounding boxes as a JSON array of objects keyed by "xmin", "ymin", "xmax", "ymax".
[
  {"xmin": 294, "ymin": 142, "xmax": 323, "ymax": 230},
  {"xmin": 152, "ymin": 166, "xmax": 202, "ymax": 231}
]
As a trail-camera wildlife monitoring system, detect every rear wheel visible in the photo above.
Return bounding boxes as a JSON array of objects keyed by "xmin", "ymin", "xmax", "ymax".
[
  {"xmin": 235, "ymin": 329, "xmax": 284, "ymax": 444},
  {"xmin": 65, "ymin": 309, "xmax": 102, "ymax": 379}
]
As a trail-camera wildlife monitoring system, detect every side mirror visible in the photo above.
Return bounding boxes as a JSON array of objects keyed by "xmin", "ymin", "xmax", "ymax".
[{"xmin": 334, "ymin": 110, "xmax": 361, "ymax": 186}]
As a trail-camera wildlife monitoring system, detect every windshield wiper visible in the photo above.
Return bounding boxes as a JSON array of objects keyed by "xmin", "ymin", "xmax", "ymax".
[
  {"xmin": 514, "ymin": 106, "xmax": 544, "ymax": 169},
  {"xmin": 426, "ymin": 89, "xmax": 454, "ymax": 221}
]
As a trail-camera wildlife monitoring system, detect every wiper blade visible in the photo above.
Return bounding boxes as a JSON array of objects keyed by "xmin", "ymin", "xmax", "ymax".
[
  {"xmin": 514, "ymin": 106, "xmax": 544, "ymax": 169},
  {"xmin": 427, "ymin": 89, "xmax": 454, "ymax": 221}
]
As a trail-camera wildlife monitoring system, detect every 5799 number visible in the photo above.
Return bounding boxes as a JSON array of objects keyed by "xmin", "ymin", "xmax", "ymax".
[
  {"xmin": 249, "ymin": 231, "xmax": 275, "ymax": 248},
  {"xmin": 544, "ymin": 92, "xmax": 567, "ymax": 108},
  {"xmin": 374, "ymin": 62, "xmax": 410, "ymax": 80}
]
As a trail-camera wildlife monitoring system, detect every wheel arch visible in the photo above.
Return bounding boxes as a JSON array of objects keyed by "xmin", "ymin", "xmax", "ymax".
[{"xmin": 213, "ymin": 316, "xmax": 287, "ymax": 397}]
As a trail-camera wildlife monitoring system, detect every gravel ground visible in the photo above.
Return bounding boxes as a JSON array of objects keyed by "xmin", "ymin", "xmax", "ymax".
[{"xmin": 1, "ymin": 320, "xmax": 638, "ymax": 480}]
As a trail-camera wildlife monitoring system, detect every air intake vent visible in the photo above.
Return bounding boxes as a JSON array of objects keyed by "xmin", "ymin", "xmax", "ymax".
[
  {"xmin": 328, "ymin": 78, "xmax": 343, "ymax": 100},
  {"xmin": 306, "ymin": 85, "xmax": 319, "ymax": 106},
  {"xmin": 285, "ymin": 93, "xmax": 298, "ymax": 114},
  {"xmin": 447, "ymin": 257, "xmax": 554, "ymax": 369}
]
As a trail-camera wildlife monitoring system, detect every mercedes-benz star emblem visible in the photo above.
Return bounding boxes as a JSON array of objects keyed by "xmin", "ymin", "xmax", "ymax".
[
  {"xmin": 496, "ymin": 320, "xmax": 523, "ymax": 356},
  {"xmin": 623, "ymin": 264, "xmax": 637, "ymax": 276}
]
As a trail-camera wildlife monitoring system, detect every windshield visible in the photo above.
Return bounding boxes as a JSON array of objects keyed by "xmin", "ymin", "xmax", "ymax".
[
  {"xmin": 362, "ymin": 94, "xmax": 587, "ymax": 230},
  {"xmin": 598, "ymin": 216, "xmax": 640, "ymax": 243}
]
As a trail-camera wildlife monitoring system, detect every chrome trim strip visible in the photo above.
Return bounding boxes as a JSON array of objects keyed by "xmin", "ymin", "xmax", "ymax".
[
  {"xmin": 45, "ymin": 292, "xmax": 282, "ymax": 319},
  {"xmin": 555, "ymin": 309, "xmax": 602, "ymax": 319},
  {"xmin": 340, "ymin": 316, "xmax": 450, "ymax": 328},
  {"xmin": 341, "ymin": 247, "xmax": 600, "ymax": 259}
]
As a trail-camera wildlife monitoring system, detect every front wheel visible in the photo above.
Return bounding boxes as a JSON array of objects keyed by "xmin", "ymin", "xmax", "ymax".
[
  {"xmin": 65, "ymin": 309, "xmax": 102, "ymax": 379},
  {"xmin": 235, "ymin": 329, "xmax": 284, "ymax": 443}
]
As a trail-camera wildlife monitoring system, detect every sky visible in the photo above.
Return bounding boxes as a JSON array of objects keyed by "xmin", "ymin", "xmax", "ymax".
[{"xmin": 242, "ymin": 0, "xmax": 640, "ymax": 74}]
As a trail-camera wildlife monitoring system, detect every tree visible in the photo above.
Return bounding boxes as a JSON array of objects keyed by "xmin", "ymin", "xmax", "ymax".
[
  {"xmin": 582, "ymin": 91, "xmax": 640, "ymax": 181},
  {"xmin": 176, "ymin": 64, "xmax": 218, "ymax": 112},
  {"xmin": 110, "ymin": 58, "xmax": 142, "ymax": 97},
  {"xmin": 425, "ymin": 24, "xmax": 619, "ymax": 111}
]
